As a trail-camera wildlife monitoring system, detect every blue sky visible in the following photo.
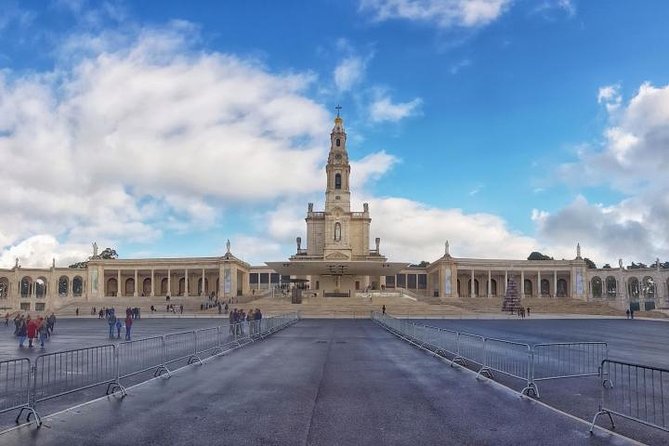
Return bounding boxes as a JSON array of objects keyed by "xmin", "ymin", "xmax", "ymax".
[{"xmin": 2, "ymin": 0, "xmax": 669, "ymax": 268}]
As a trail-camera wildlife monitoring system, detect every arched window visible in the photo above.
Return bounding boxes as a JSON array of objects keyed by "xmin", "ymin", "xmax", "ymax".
[
  {"xmin": 35, "ymin": 277, "xmax": 47, "ymax": 298},
  {"xmin": 524, "ymin": 279, "xmax": 533, "ymax": 296},
  {"xmin": 557, "ymin": 278, "xmax": 568, "ymax": 297},
  {"xmin": 628, "ymin": 277, "xmax": 640, "ymax": 299},
  {"xmin": 58, "ymin": 276, "xmax": 69, "ymax": 297},
  {"xmin": 336, "ymin": 138, "xmax": 340, "ymax": 147},
  {"xmin": 335, "ymin": 173, "xmax": 342, "ymax": 189},
  {"xmin": 0, "ymin": 277, "xmax": 8, "ymax": 298},
  {"xmin": 125, "ymin": 278, "xmax": 135, "ymax": 296},
  {"xmin": 541, "ymin": 279, "xmax": 550, "ymax": 296},
  {"xmin": 73, "ymin": 276, "xmax": 83, "ymax": 296},
  {"xmin": 642, "ymin": 276, "xmax": 655, "ymax": 299},
  {"xmin": 178, "ymin": 278, "xmax": 185, "ymax": 296},
  {"xmin": 334, "ymin": 222, "xmax": 341, "ymax": 241},
  {"xmin": 106, "ymin": 278, "xmax": 118, "ymax": 297},
  {"xmin": 591, "ymin": 277, "xmax": 602, "ymax": 298},
  {"xmin": 161, "ymin": 278, "xmax": 169, "ymax": 295},
  {"xmin": 143, "ymin": 278, "xmax": 152, "ymax": 296},
  {"xmin": 606, "ymin": 276, "xmax": 617, "ymax": 298},
  {"xmin": 20, "ymin": 277, "xmax": 32, "ymax": 298}
]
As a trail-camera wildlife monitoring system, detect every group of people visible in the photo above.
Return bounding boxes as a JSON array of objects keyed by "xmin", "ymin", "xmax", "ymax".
[
  {"xmin": 10, "ymin": 313, "xmax": 57, "ymax": 348},
  {"xmin": 228, "ymin": 308, "xmax": 263, "ymax": 336},
  {"xmin": 106, "ymin": 308, "xmax": 134, "ymax": 340},
  {"xmin": 515, "ymin": 307, "xmax": 531, "ymax": 318}
]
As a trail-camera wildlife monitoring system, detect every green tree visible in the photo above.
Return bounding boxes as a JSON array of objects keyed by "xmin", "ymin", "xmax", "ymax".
[
  {"xmin": 527, "ymin": 251, "xmax": 553, "ymax": 260},
  {"xmin": 69, "ymin": 247, "xmax": 118, "ymax": 268},
  {"xmin": 583, "ymin": 258, "xmax": 597, "ymax": 269}
]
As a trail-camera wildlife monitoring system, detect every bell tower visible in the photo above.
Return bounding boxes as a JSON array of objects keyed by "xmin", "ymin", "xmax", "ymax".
[{"xmin": 325, "ymin": 105, "xmax": 351, "ymax": 213}]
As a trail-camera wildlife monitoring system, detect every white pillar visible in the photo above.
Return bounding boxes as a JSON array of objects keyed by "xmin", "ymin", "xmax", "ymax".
[
  {"xmin": 488, "ymin": 270, "xmax": 492, "ymax": 298},
  {"xmin": 117, "ymin": 270, "xmax": 122, "ymax": 297},
  {"xmin": 201, "ymin": 268, "xmax": 205, "ymax": 296},
  {"xmin": 167, "ymin": 268, "xmax": 171, "ymax": 297},
  {"xmin": 151, "ymin": 269, "xmax": 155, "ymax": 297},
  {"xmin": 470, "ymin": 269, "xmax": 475, "ymax": 297},
  {"xmin": 537, "ymin": 270, "xmax": 541, "ymax": 297},
  {"xmin": 504, "ymin": 270, "xmax": 508, "ymax": 295},
  {"xmin": 134, "ymin": 269, "xmax": 138, "ymax": 297},
  {"xmin": 553, "ymin": 270, "xmax": 557, "ymax": 297},
  {"xmin": 184, "ymin": 269, "xmax": 189, "ymax": 297},
  {"xmin": 520, "ymin": 270, "xmax": 525, "ymax": 299}
]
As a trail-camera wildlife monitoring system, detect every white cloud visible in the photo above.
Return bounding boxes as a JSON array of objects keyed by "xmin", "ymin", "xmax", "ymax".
[
  {"xmin": 450, "ymin": 58, "xmax": 471, "ymax": 74},
  {"xmin": 369, "ymin": 93, "xmax": 423, "ymax": 122},
  {"xmin": 0, "ymin": 235, "xmax": 90, "ymax": 268},
  {"xmin": 360, "ymin": 0, "xmax": 512, "ymax": 29},
  {"xmin": 0, "ymin": 23, "xmax": 334, "ymax": 267},
  {"xmin": 548, "ymin": 82, "xmax": 669, "ymax": 265},
  {"xmin": 350, "ymin": 151, "xmax": 400, "ymax": 190},
  {"xmin": 366, "ymin": 197, "xmax": 537, "ymax": 262},
  {"xmin": 598, "ymin": 84, "xmax": 621, "ymax": 113},
  {"xmin": 334, "ymin": 56, "xmax": 367, "ymax": 92}
]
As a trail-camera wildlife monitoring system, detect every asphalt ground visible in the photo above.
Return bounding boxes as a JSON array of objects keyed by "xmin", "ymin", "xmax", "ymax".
[
  {"xmin": 406, "ymin": 317, "xmax": 669, "ymax": 445},
  {"xmin": 0, "ymin": 319, "xmax": 632, "ymax": 446}
]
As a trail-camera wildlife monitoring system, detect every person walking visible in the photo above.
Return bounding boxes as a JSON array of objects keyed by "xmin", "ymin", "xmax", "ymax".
[
  {"xmin": 107, "ymin": 310, "xmax": 117, "ymax": 339},
  {"xmin": 115, "ymin": 318, "xmax": 122, "ymax": 339},
  {"xmin": 382, "ymin": 305, "xmax": 386, "ymax": 315},
  {"xmin": 626, "ymin": 309, "xmax": 630, "ymax": 319},
  {"xmin": 38, "ymin": 317, "xmax": 48, "ymax": 348},
  {"xmin": 17, "ymin": 317, "xmax": 27, "ymax": 347},
  {"xmin": 27, "ymin": 316, "xmax": 38, "ymax": 348},
  {"xmin": 124, "ymin": 313, "xmax": 133, "ymax": 340}
]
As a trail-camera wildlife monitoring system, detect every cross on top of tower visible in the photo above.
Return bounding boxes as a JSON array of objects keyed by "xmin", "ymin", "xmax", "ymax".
[{"xmin": 335, "ymin": 104, "xmax": 342, "ymax": 117}]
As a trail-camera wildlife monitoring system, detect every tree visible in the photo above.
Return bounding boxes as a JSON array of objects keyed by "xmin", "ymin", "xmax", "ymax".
[
  {"xmin": 583, "ymin": 258, "xmax": 597, "ymax": 269},
  {"xmin": 410, "ymin": 260, "xmax": 430, "ymax": 267},
  {"xmin": 602, "ymin": 264, "xmax": 611, "ymax": 269},
  {"xmin": 527, "ymin": 251, "xmax": 553, "ymax": 261},
  {"xmin": 99, "ymin": 248, "xmax": 118, "ymax": 259},
  {"xmin": 69, "ymin": 247, "xmax": 119, "ymax": 268}
]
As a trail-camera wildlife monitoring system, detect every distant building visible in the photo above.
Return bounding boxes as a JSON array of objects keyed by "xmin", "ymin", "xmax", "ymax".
[{"xmin": 1, "ymin": 115, "xmax": 667, "ymax": 312}]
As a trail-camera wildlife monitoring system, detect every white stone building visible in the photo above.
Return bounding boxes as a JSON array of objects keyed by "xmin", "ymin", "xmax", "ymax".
[{"xmin": 1, "ymin": 115, "xmax": 667, "ymax": 312}]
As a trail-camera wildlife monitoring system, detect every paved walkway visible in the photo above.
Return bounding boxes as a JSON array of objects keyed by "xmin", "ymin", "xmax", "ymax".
[{"xmin": 1, "ymin": 320, "xmax": 630, "ymax": 445}]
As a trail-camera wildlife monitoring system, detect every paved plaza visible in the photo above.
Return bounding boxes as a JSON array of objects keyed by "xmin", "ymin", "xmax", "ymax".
[
  {"xmin": 2, "ymin": 317, "xmax": 669, "ymax": 444},
  {"xmin": 1, "ymin": 319, "xmax": 634, "ymax": 445}
]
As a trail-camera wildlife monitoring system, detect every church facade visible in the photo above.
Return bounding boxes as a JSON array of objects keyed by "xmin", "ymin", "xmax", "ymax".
[{"xmin": 1, "ymin": 115, "xmax": 668, "ymax": 313}]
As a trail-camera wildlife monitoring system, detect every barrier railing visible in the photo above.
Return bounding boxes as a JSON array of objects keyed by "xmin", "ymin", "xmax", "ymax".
[
  {"xmin": 0, "ymin": 359, "xmax": 33, "ymax": 422},
  {"xmin": 371, "ymin": 312, "xmax": 606, "ymax": 398},
  {"xmin": 8, "ymin": 312, "xmax": 299, "ymax": 428},
  {"xmin": 590, "ymin": 360, "xmax": 669, "ymax": 434}
]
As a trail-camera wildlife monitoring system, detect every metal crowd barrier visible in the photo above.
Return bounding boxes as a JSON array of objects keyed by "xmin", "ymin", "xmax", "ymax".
[
  {"xmin": 590, "ymin": 360, "xmax": 669, "ymax": 434},
  {"xmin": 7, "ymin": 312, "xmax": 299, "ymax": 428},
  {"xmin": 371, "ymin": 312, "xmax": 606, "ymax": 398}
]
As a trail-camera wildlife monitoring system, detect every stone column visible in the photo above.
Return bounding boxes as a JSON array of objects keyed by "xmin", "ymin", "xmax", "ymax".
[
  {"xmin": 167, "ymin": 268, "xmax": 171, "ymax": 297},
  {"xmin": 134, "ymin": 269, "xmax": 138, "ymax": 297},
  {"xmin": 201, "ymin": 268, "xmax": 205, "ymax": 296},
  {"xmin": 470, "ymin": 269, "xmax": 475, "ymax": 297},
  {"xmin": 520, "ymin": 270, "xmax": 525, "ymax": 299},
  {"xmin": 117, "ymin": 270, "xmax": 122, "ymax": 297},
  {"xmin": 488, "ymin": 270, "xmax": 492, "ymax": 298},
  {"xmin": 150, "ymin": 269, "xmax": 155, "ymax": 297},
  {"xmin": 538, "ymin": 270, "xmax": 542, "ymax": 297},
  {"xmin": 504, "ymin": 270, "xmax": 508, "ymax": 295},
  {"xmin": 553, "ymin": 271, "xmax": 557, "ymax": 297},
  {"xmin": 184, "ymin": 269, "xmax": 189, "ymax": 297}
]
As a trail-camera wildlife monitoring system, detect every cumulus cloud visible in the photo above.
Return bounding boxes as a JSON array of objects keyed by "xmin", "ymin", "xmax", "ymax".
[
  {"xmin": 364, "ymin": 197, "xmax": 537, "ymax": 262},
  {"xmin": 0, "ymin": 235, "xmax": 91, "ymax": 268},
  {"xmin": 334, "ymin": 56, "xmax": 367, "ymax": 92},
  {"xmin": 369, "ymin": 92, "xmax": 423, "ymax": 122},
  {"xmin": 547, "ymin": 82, "xmax": 669, "ymax": 265},
  {"xmin": 0, "ymin": 23, "xmax": 334, "ymax": 267},
  {"xmin": 359, "ymin": 0, "xmax": 512, "ymax": 29}
]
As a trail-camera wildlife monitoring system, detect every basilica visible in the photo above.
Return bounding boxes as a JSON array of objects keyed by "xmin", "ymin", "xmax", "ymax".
[{"xmin": 1, "ymin": 114, "xmax": 667, "ymax": 313}]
